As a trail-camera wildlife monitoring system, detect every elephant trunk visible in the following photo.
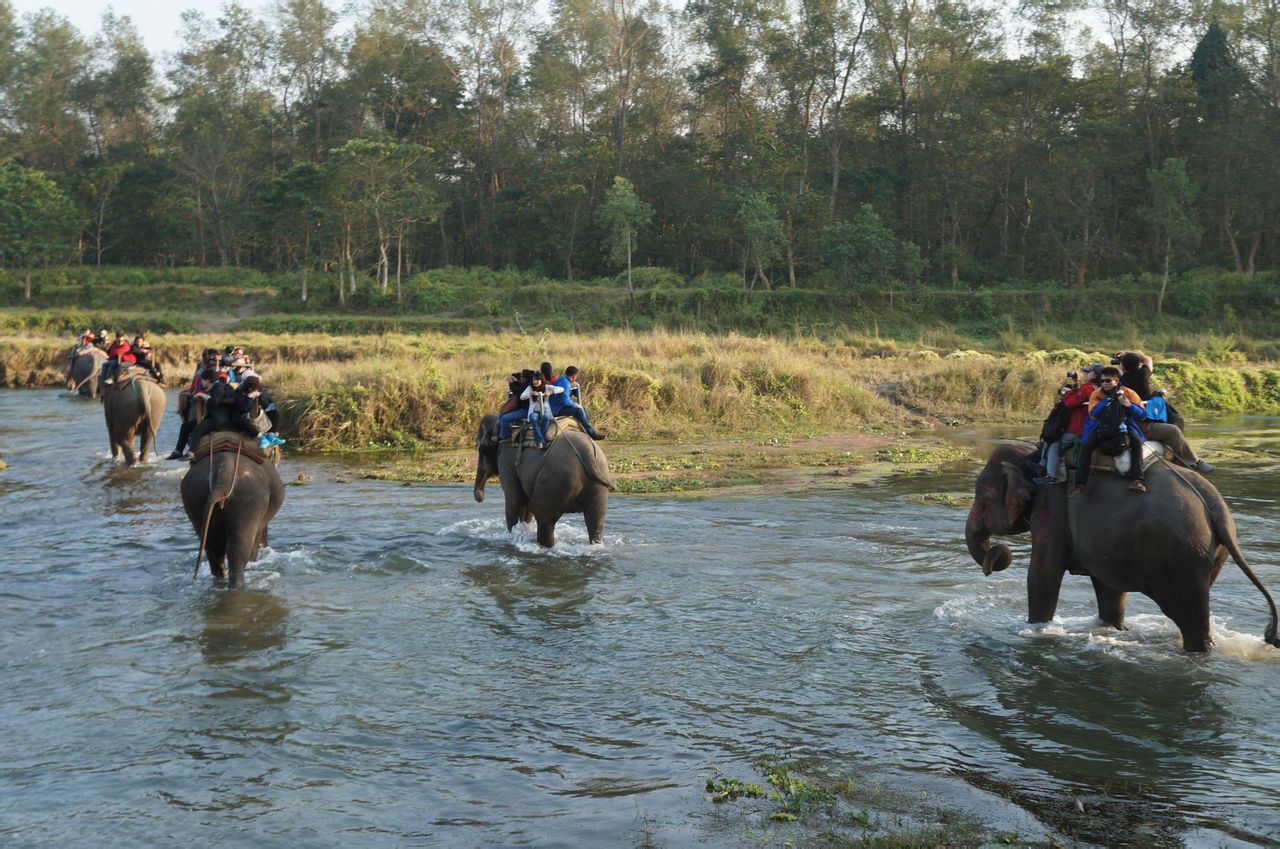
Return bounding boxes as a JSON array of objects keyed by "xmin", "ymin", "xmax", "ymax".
[
  {"xmin": 966, "ymin": 504, "xmax": 1011, "ymax": 577},
  {"xmin": 473, "ymin": 463, "xmax": 488, "ymax": 503}
]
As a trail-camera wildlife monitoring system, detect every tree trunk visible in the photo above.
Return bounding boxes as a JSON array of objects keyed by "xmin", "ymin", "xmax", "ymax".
[
  {"xmin": 396, "ymin": 231, "xmax": 404, "ymax": 301},
  {"xmin": 1157, "ymin": 235, "xmax": 1170, "ymax": 316},
  {"xmin": 24, "ymin": 270, "xmax": 32, "ymax": 300}
]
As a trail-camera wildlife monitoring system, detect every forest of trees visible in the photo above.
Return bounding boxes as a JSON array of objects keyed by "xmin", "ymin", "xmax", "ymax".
[{"xmin": 0, "ymin": 0, "xmax": 1278, "ymax": 295}]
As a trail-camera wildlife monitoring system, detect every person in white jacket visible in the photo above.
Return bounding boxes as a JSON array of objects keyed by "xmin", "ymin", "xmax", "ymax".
[{"xmin": 520, "ymin": 373, "xmax": 563, "ymax": 449}]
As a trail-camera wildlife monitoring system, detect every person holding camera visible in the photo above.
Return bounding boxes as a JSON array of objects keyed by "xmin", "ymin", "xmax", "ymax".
[
  {"xmin": 520, "ymin": 372, "xmax": 564, "ymax": 449},
  {"xmin": 1038, "ymin": 363, "xmax": 1103, "ymax": 485},
  {"xmin": 1071, "ymin": 367, "xmax": 1149, "ymax": 496}
]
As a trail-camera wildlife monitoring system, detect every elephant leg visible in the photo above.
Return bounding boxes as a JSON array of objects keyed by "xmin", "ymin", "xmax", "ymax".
[
  {"xmin": 120, "ymin": 427, "xmax": 137, "ymax": 466},
  {"xmin": 1090, "ymin": 577, "xmax": 1128, "ymax": 630},
  {"xmin": 1154, "ymin": 583, "xmax": 1213, "ymax": 652},
  {"xmin": 505, "ymin": 498, "xmax": 529, "ymax": 532},
  {"xmin": 1026, "ymin": 557, "xmax": 1066, "ymax": 623},
  {"xmin": 206, "ymin": 538, "xmax": 228, "ymax": 583},
  {"xmin": 583, "ymin": 490, "xmax": 607, "ymax": 545},
  {"xmin": 535, "ymin": 516, "xmax": 557, "ymax": 548},
  {"xmin": 138, "ymin": 419, "xmax": 154, "ymax": 463}
]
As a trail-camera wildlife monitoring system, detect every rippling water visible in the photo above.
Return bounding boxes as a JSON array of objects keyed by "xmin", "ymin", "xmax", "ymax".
[{"xmin": 2, "ymin": 389, "xmax": 1279, "ymax": 846}]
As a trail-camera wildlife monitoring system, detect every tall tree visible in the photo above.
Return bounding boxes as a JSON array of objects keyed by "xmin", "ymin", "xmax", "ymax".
[
  {"xmin": 598, "ymin": 174, "xmax": 653, "ymax": 291},
  {"xmin": 1143, "ymin": 157, "xmax": 1200, "ymax": 315},
  {"xmin": 0, "ymin": 165, "xmax": 79, "ymax": 296}
]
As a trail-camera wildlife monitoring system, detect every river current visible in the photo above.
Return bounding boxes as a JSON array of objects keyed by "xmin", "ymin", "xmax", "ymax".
[{"xmin": 2, "ymin": 388, "xmax": 1278, "ymax": 846}]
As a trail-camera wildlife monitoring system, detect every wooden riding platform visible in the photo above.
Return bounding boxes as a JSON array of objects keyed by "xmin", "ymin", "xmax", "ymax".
[
  {"xmin": 103, "ymin": 366, "xmax": 159, "ymax": 392},
  {"xmin": 191, "ymin": 432, "xmax": 272, "ymax": 465}
]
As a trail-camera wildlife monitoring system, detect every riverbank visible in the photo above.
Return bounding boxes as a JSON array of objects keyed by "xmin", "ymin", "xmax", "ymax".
[{"xmin": 6, "ymin": 328, "xmax": 1272, "ymax": 491}]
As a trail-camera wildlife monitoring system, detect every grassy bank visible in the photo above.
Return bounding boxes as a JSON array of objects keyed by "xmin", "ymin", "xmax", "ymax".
[{"xmin": 5, "ymin": 328, "xmax": 1278, "ymax": 460}]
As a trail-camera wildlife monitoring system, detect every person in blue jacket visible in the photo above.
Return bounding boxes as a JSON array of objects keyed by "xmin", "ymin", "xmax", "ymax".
[
  {"xmin": 541, "ymin": 362, "xmax": 603, "ymax": 440},
  {"xmin": 1071, "ymin": 367, "xmax": 1149, "ymax": 496}
]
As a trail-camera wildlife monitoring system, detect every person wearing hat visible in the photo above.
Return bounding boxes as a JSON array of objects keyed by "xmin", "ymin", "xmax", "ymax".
[{"xmin": 1038, "ymin": 363, "xmax": 1103, "ymax": 485}]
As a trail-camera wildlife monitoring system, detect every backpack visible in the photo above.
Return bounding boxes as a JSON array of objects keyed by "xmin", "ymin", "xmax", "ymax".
[
  {"xmin": 1038, "ymin": 403, "xmax": 1070, "ymax": 444},
  {"xmin": 1094, "ymin": 398, "xmax": 1129, "ymax": 456}
]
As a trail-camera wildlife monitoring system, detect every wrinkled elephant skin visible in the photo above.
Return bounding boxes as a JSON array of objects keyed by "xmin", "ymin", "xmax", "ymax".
[
  {"xmin": 102, "ymin": 378, "xmax": 166, "ymax": 465},
  {"xmin": 181, "ymin": 447, "xmax": 285, "ymax": 588},
  {"xmin": 965, "ymin": 444, "xmax": 1279, "ymax": 652},
  {"xmin": 474, "ymin": 413, "xmax": 614, "ymax": 546},
  {"xmin": 67, "ymin": 349, "xmax": 107, "ymax": 397}
]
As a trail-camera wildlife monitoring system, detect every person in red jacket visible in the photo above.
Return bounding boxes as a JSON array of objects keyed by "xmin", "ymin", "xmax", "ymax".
[
  {"xmin": 1037, "ymin": 363, "xmax": 1103, "ymax": 485},
  {"xmin": 102, "ymin": 332, "xmax": 136, "ymax": 385}
]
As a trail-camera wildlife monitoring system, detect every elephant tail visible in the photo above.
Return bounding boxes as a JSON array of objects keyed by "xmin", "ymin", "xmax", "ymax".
[
  {"xmin": 1223, "ymin": 535, "xmax": 1280, "ymax": 648},
  {"xmin": 192, "ymin": 452, "xmax": 238, "ymax": 578},
  {"xmin": 580, "ymin": 437, "xmax": 614, "ymax": 490},
  {"xmin": 192, "ymin": 496, "xmax": 218, "ymax": 578}
]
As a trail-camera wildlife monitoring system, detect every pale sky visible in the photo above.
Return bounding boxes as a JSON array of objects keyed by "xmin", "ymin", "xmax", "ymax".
[{"xmin": 11, "ymin": 0, "xmax": 272, "ymax": 57}]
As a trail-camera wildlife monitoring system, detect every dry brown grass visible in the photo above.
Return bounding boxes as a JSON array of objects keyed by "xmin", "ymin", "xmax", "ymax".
[{"xmin": 5, "ymin": 328, "xmax": 1262, "ymax": 451}]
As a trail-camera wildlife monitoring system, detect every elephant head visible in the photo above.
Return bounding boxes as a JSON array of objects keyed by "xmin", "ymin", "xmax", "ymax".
[
  {"xmin": 965, "ymin": 444, "xmax": 1036, "ymax": 577},
  {"xmin": 473, "ymin": 413, "xmax": 500, "ymax": 503}
]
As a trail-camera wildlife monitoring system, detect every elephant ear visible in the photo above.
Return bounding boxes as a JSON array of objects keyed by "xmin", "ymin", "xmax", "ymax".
[{"xmin": 1000, "ymin": 461, "xmax": 1034, "ymax": 531}]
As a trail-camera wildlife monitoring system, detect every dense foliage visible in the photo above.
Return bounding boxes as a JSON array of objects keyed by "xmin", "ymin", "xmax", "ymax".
[{"xmin": 0, "ymin": 0, "xmax": 1278, "ymax": 295}]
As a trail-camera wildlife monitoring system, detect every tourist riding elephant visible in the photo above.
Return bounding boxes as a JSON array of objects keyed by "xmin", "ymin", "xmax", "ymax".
[
  {"xmin": 102, "ymin": 373, "xmax": 166, "ymax": 465},
  {"xmin": 965, "ymin": 443, "xmax": 1280, "ymax": 652},
  {"xmin": 181, "ymin": 435, "xmax": 285, "ymax": 588},
  {"xmin": 66, "ymin": 347, "xmax": 107, "ymax": 397},
  {"xmin": 474, "ymin": 413, "xmax": 614, "ymax": 546}
]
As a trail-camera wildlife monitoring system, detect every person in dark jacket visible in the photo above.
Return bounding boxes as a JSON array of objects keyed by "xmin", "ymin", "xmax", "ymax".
[
  {"xmin": 1115, "ymin": 350, "xmax": 1213, "ymax": 473},
  {"xmin": 168, "ymin": 368, "xmax": 216, "ymax": 460}
]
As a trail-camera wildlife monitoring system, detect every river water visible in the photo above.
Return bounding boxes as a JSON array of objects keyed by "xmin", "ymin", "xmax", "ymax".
[{"xmin": 2, "ymin": 388, "xmax": 1279, "ymax": 847}]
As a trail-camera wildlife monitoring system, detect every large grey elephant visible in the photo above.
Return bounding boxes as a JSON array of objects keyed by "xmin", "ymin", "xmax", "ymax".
[
  {"xmin": 474, "ymin": 414, "xmax": 614, "ymax": 546},
  {"xmin": 102, "ymin": 371, "xmax": 166, "ymax": 465},
  {"xmin": 182, "ymin": 433, "xmax": 285, "ymax": 588},
  {"xmin": 965, "ymin": 443, "xmax": 1280, "ymax": 652},
  {"xmin": 66, "ymin": 347, "xmax": 107, "ymax": 397}
]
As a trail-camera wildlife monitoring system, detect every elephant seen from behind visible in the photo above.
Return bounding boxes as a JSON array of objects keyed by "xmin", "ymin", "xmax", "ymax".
[
  {"xmin": 102, "ymin": 370, "xmax": 166, "ymax": 465},
  {"xmin": 182, "ymin": 433, "xmax": 285, "ymax": 588},
  {"xmin": 474, "ymin": 414, "xmax": 614, "ymax": 547}
]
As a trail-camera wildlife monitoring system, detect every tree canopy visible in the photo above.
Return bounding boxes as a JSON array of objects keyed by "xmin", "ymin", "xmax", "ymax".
[{"xmin": 0, "ymin": 0, "xmax": 1278, "ymax": 289}]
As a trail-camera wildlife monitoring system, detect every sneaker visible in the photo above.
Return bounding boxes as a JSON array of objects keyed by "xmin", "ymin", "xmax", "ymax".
[
  {"xmin": 1069, "ymin": 484, "xmax": 1087, "ymax": 498},
  {"xmin": 1192, "ymin": 460, "xmax": 1215, "ymax": 474},
  {"xmin": 1033, "ymin": 475, "xmax": 1059, "ymax": 486},
  {"xmin": 1128, "ymin": 478, "xmax": 1147, "ymax": 493},
  {"xmin": 588, "ymin": 429, "xmax": 605, "ymax": 440}
]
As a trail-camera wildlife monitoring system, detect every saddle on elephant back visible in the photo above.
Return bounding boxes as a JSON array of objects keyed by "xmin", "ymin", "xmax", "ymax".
[
  {"xmin": 191, "ymin": 431, "xmax": 277, "ymax": 466},
  {"xmin": 1070, "ymin": 439, "xmax": 1169, "ymax": 477},
  {"xmin": 104, "ymin": 364, "xmax": 157, "ymax": 391},
  {"xmin": 508, "ymin": 416, "xmax": 585, "ymax": 447}
]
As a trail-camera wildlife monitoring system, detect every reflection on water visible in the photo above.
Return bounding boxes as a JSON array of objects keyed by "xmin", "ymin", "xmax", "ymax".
[
  {"xmin": 198, "ymin": 589, "xmax": 290, "ymax": 665},
  {"xmin": 3, "ymin": 390, "xmax": 1280, "ymax": 846}
]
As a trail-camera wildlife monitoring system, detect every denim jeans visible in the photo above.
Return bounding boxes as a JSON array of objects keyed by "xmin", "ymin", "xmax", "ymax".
[
  {"xmin": 528, "ymin": 412, "xmax": 550, "ymax": 444},
  {"xmin": 1044, "ymin": 432, "xmax": 1080, "ymax": 478},
  {"xmin": 498, "ymin": 409, "xmax": 527, "ymax": 439}
]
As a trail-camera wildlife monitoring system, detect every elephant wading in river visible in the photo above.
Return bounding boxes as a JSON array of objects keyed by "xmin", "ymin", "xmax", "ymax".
[
  {"xmin": 474, "ymin": 413, "xmax": 614, "ymax": 546},
  {"xmin": 182, "ymin": 432, "xmax": 284, "ymax": 588},
  {"xmin": 965, "ymin": 443, "xmax": 1280, "ymax": 652},
  {"xmin": 102, "ymin": 370, "xmax": 166, "ymax": 464},
  {"xmin": 66, "ymin": 347, "xmax": 107, "ymax": 397}
]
